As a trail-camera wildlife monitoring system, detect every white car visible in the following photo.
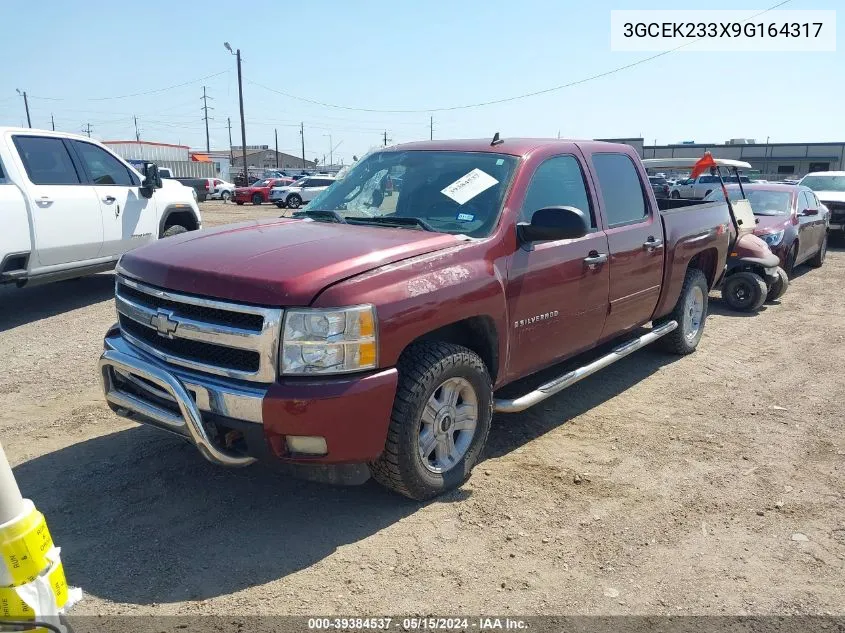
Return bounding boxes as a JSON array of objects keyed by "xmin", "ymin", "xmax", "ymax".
[
  {"xmin": 269, "ymin": 175, "xmax": 336, "ymax": 209},
  {"xmin": 209, "ymin": 178, "xmax": 235, "ymax": 201},
  {"xmin": 800, "ymin": 171, "xmax": 845, "ymax": 233},
  {"xmin": 0, "ymin": 127, "xmax": 201, "ymax": 287},
  {"xmin": 668, "ymin": 173, "xmax": 750, "ymax": 199}
]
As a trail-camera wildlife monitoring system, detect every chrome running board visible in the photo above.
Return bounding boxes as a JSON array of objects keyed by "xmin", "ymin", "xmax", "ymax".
[{"xmin": 493, "ymin": 320, "xmax": 678, "ymax": 413}]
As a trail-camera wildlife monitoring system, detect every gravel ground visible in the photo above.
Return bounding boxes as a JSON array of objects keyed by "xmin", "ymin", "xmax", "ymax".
[{"xmin": 2, "ymin": 201, "xmax": 843, "ymax": 616}]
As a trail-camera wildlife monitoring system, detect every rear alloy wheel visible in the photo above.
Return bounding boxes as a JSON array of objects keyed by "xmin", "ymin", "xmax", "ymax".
[
  {"xmin": 808, "ymin": 233, "xmax": 827, "ymax": 268},
  {"xmin": 723, "ymin": 271, "xmax": 767, "ymax": 312},
  {"xmin": 766, "ymin": 267, "xmax": 789, "ymax": 302},
  {"xmin": 670, "ymin": 191, "xmax": 680, "ymax": 199},
  {"xmin": 370, "ymin": 342, "xmax": 492, "ymax": 500},
  {"xmin": 221, "ymin": 191, "xmax": 231, "ymax": 202},
  {"xmin": 657, "ymin": 267, "xmax": 708, "ymax": 355},
  {"xmin": 286, "ymin": 193, "xmax": 303, "ymax": 209},
  {"xmin": 252, "ymin": 193, "xmax": 263, "ymax": 205}
]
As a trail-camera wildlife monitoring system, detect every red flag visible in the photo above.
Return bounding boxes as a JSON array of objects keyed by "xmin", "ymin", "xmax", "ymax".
[{"xmin": 690, "ymin": 152, "xmax": 717, "ymax": 179}]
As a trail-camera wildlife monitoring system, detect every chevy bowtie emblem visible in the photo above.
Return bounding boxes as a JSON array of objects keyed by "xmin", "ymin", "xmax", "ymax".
[{"xmin": 150, "ymin": 308, "xmax": 178, "ymax": 338}]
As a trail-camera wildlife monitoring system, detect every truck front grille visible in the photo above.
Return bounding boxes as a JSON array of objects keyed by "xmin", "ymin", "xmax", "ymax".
[
  {"xmin": 824, "ymin": 201, "xmax": 845, "ymax": 223},
  {"xmin": 115, "ymin": 274, "xmax": 283, "ymax": 383}
]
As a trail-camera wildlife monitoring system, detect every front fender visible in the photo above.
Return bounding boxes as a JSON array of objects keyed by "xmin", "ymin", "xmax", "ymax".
[{"xmin": 312, "ymin": 241, "xmax": 510, "ymax": 385}]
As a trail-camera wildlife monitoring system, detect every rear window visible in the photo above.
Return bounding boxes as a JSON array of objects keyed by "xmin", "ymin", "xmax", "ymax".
[
  {"xmin": 13, "ymin": 136, "xmax": 81, "ymax": 185},
  {"xmin": 592, "ymin": 153, "xmax": 648, "ymax": 227}
]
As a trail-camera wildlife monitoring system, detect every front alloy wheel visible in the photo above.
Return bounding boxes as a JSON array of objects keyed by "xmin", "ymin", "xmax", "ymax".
[{"xmin": 418, "ymin": 377, "xmax": 478, "ymax": 473}]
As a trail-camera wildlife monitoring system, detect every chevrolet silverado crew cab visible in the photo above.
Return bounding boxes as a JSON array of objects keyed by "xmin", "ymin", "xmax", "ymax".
[
  {"xmin": 0, "ymin": 128, "xmax": 201, "ymax": 287},
  {"xmin": 99, "ymin": 138, "xmax": 733, "ymax": 499}
]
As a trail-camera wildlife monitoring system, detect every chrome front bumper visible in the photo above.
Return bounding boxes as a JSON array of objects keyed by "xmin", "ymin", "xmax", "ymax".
[{"xmin": 100, "ymin": 332, "xmax": 266, "ymax": 467}]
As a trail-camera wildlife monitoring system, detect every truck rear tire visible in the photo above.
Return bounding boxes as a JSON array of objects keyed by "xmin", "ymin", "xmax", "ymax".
[
  {"xmin": 656, "ymin": 267, "xmax": 708, "ymax": 355},
  {"xmin": 766, "ymin": 267, "xmax": 789, "ymax": 302},
  {"xmin": 370, "ymin": 342, "xmax": 493, "ymax": 500},
  {"xmin": 723, "ymin": 271, "xmax": 767, "ymax": 312}
]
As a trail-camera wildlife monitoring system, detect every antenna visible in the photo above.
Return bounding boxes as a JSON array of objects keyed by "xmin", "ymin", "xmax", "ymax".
[{"xmin": 490, "ymin": 132, "xmax": 503, "ymax": 146}]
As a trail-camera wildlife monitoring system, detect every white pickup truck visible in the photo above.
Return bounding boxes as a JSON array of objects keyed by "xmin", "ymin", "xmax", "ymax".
[{"xmin": 0, "ymin": 127, "xmax": 201, "ymax": 287}]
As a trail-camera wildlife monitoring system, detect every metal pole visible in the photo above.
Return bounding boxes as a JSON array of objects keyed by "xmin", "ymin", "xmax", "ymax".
[
  {"xmin": 227, "ymin": 117, "xmax": 234, "ymax": 165},
  {"xmin": 430, "ymin": 116, "xmax": 433, "ymax": 141},
  {"xmin": 21, "ymin": 91, "xmax": 31, "ymax": 128},
  {"xmin": 300, "ymin": 122, "xmax": 305, "ymax": 168},
  {"xmin": 275, "ymin": 128, "xmax": 279, "ymax": 168},
  {"xmin": 329, "ymin": 134, "xmax": 332, "ymax": 166},
  {"xmin": 134, "ymin": 115, "xmax": 140, "ymax": 141},
  {"xmin": 236, "ymin": 49, "xmax": 248, "ymax": 183},
  {"xmin": 384, "ymin": 130, "xmax": 387, "ymax": 147},
  {"xmin": 51, "ymin": 113, "xmax": 55, "ymax": 131}
]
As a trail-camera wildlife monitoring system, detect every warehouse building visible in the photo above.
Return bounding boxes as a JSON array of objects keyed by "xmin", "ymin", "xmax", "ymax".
[
  {"xmin": 228, "ymin": 145, "xmax": 317, "ymax": 171},
  {"xmin": 602, "ymin": 138, "xmax": 845, "ymax": 180}
]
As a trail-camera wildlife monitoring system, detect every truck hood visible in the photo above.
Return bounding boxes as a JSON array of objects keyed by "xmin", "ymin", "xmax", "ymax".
[
  {"xmin": 118, "ymin": 218, "xmax": 460, "ymax": 305},
  {"xmin": 813, "ymin": 190, "xmax": 845, "ymax": 204}
]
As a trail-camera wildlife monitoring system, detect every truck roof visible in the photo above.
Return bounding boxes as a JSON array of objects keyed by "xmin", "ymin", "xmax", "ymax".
[
  {"xmin": 0, "ymin": 126, "xmax": 94, "ymax": 142},
  {"xmin": 387, "ymin": 138, "xmax": 635, "ymax": 157}
]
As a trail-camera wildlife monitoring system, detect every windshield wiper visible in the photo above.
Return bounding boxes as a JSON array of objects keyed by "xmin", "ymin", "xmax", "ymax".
[
  {"xmin": 291, "ymin": 209, "xmax": 347, "ymax": 223},
  {"xmin": 347, "ymin": 216, "xmax": 436, "ymax": 232}
]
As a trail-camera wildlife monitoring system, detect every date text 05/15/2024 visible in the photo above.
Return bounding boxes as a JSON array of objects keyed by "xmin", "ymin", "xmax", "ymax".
[{"xmin": 307, "ymin": 617, "xmax": 528, "ymax": 630}]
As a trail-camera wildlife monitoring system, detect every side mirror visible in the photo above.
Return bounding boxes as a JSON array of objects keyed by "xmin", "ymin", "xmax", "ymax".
[
  {"xmin": 141, "ymin": 162, "xmax": 162, "ymax": 190},
  {"xmin": 517, "ymin": 206, "xmax": 588, "ymax": 243},
  {"xmin": 801, "ymin": 208, "xmax": 818, "ymax": 216}
]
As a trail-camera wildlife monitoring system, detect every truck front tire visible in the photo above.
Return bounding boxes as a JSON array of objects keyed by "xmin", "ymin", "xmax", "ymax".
[
  {"xmin": 723, "ymin": 271, "xmax": 767, "ymax": 312},
  {"xmin": 162, "ymin": 224, "xmax": 188, "ymax": 238},
  {"xmin": 370, "ymin": 342, "xmax": 493, "ymax": 500},
  {"xmin": 657, "ymin": 267, "xmax": 708, "ymax": 355}
]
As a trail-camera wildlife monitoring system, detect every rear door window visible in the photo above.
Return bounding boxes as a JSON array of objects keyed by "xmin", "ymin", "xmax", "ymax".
[
  {"xmin": 591, "ymin": 153, "xmax": 648, "ymax": 227},
  {"xmin": 13, "ymin": 136, "xmax": 82, "ymax": 185}
]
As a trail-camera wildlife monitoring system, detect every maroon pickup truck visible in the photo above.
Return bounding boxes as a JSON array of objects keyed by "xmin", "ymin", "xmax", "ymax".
[{"xmin": 100, "ymin": 138, "xmax": 734, "ymax": 499}]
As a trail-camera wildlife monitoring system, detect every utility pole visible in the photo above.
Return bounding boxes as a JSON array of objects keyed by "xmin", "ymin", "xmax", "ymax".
[
  {"xmin": 384, "ymin": 130, "xmax": 388, "ymax": 147},
  {"xmin": 16, "ymin": 90, "xmax": 31, "ymax": 128},
  {"xmin": 51, "ymin": 113, "xmax": 55, "ymax": 131},
  {"xmin": 557, "ymin": 130, "xmax": 561, "ymax": 139},
  {"xmin": 300, "ymin": 122, "xmax": 306, "ymax": 168},
  {"xmin": 227, "ymin": 117, "xmax": 234, "ymax": 164},
  {"xmin": 134, "ymin": 115, "xmax": 140, "ymax": 141},
  {"xmin": 274, "ymin": 128, "xmax": 279, "ymax": 168},
  {"xmin": 83, "ymin": 123, "xmax": 93, "ymax": 137},
  {"xmin": 430, "ymin": 116, "xmax": 433, "ymax": 141},
  {"xmin": 224, "ymin": 43, "xmax": 248, "ymax": 183},
  {"xmin": 201, "ymin": 86, "xmax": 214, "ymax": 153}
]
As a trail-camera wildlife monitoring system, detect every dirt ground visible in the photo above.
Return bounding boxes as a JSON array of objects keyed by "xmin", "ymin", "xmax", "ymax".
[{"xmin": 1, "ymin": 200, "xmax": 843, "ymax": 616}]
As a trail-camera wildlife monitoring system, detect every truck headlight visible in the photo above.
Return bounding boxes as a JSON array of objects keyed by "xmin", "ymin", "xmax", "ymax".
[
  {"xmin": 281, "ymin": 305, "xmax": 377, "ymax": 375},
  {"xmin": 760, "ymin": 230, "xmax": 784, "ymax": 246}
]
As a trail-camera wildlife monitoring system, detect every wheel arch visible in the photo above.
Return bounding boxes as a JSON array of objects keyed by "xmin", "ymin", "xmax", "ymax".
[
  {"xmin": 401, "ymin": 316, "xmax": 500, "ymax": 383},
  {"xmin": 158, "ymin": 205, "xmax": 200, "ymax": 237}
]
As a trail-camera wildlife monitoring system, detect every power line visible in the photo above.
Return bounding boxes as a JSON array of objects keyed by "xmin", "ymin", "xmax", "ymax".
[
  {"xmin": 28, "ymin": 70, "xmax": 228, "ymax": 102},
  {"xmin": 246, "ymin": 0, "xmax": 791, "ymax": 114}
]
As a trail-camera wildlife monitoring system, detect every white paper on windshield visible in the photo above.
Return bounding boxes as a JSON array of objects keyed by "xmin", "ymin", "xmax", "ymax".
[{"xmin": 441, "ymin": 169, "xmax": 499, "ymax": 206}]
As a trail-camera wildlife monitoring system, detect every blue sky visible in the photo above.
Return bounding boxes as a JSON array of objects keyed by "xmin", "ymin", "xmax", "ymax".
[{"xmin": 0, "ymin": 0, "xmax": 840, "ymax": 162}]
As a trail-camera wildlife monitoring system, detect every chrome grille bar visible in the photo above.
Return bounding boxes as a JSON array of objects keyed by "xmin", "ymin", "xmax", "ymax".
[{"xmin": 115, "ymin": 274, "xmax": 283, "ymax": 383}]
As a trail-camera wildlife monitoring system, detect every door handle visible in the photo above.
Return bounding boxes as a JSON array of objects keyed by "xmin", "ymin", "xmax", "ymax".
[
  {"xmin": 36, "ymin": 195, "xmax": 53, "ymax": 205},
  {"xmin": 643, "ymin": 237, "xmax": 664, "ymax": 251},
  {"xmin": 584, "ymin": 252, "xmax": 608, "ymax": 268},
  {"xmin": 102, "ymin": 195, "xmax": 116, "ymax": 203}
]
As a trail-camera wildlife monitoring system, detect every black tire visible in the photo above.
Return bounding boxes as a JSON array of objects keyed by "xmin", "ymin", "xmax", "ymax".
[
  {"xmin": 670, "ymin": 191, "xmax": 680, "ymax": 199},
  {"xmin": 236, "ymin": 201, "xmax": 244, "ymax": 206},
  {"xmin": 275, "ymin": 202, "xmax": 285, "ymax": 209},
  {"xmin": 722, "ymin": 271, "xmax": 767, "ymax": 312},
  {"xmin": 766, "ymin": 267, "xmax": 789, "ymax": 302},
  {"xmin": 808, "ymin": 233, "xmax": 827, "ymax": 268},
  {"xmin": 162, "ymin": 224, "xmax": 188, "ymax": 238},
  {"xmin": 370, "ymin": 342, "xmax": 493, "ymax": 500},
  {"xmin": 252, "ymin": 193, "xmax": 263, "ymax": 205},
  {"xmin": 221, "ymin": 191, "xmax": 231, "ymax": 202},
  {"xmin": 656, "ymin": 267, "xmax": 708, "ymax": 355},
  {"xmin": 286, "ymin": 193, "xmax": 303, "ymax": 209}
]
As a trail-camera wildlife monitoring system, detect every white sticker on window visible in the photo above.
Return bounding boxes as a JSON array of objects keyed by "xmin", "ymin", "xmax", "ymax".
[{"xmin": 441, "ymin": 168, "xmax": 499, "ymax": 206}]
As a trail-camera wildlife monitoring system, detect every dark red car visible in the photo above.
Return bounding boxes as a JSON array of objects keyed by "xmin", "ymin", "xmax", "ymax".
[
  {"xmin": 233, "ymin": 177, "xmax": 295, "ymax": 205},
  {"xmin": 706, "ymin": 184, "xmax": 829, "ymax": 273}
]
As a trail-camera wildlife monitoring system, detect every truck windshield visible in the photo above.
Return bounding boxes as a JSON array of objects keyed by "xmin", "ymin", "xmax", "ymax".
[
  {"xmin": 304, "ymin": 150, "xmax": 519, "ymax": 237},
  {"xmin": 800, "ymin": 175, "xmax": 845, "ymax": 192}
]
